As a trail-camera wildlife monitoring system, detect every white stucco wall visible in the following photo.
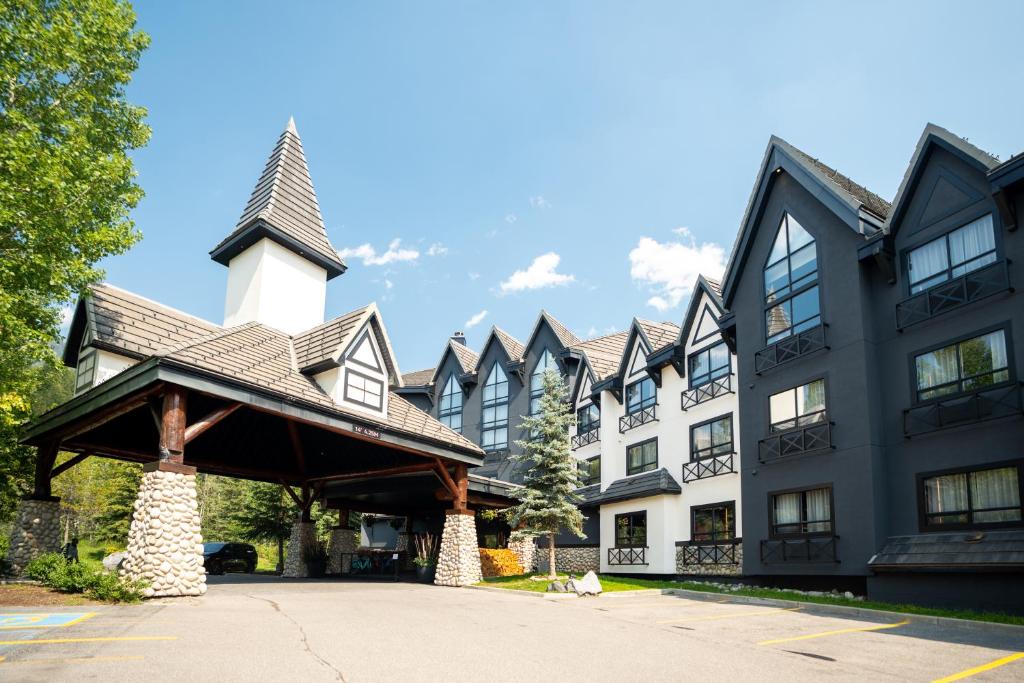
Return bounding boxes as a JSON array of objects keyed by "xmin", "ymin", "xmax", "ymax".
[
  {"xmin": 223, "ymin": 238, "xmax": 327, "ymax": 335},
  {"xmin": 94, "ymin": 349, "xmax": 135, "ymax": 386}
]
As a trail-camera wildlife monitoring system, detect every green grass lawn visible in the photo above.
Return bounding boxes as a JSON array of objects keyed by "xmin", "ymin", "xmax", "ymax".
[{"xmin": 480, "ymin": 574, "xmax": 1024, "ymax": 626}]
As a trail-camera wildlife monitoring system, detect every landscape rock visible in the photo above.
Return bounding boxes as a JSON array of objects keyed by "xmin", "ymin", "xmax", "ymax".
[
  {"xmin": 102, "ymin": 551, "xmax": 127, "ymax": 572},
  {"xmin": 547, "ymin": 580, "xmax": 567, "ymax": 593}
]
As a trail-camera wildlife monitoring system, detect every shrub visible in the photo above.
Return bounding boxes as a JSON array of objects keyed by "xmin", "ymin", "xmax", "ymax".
[
  {"xmin": 24, "ymin": 553, "xmax": 145, "ymax": 603},
  {"xmin": 24, "ymin": 553, "xmax": 67, "ymax": 583},
  {"xmin": 479, "ymin": 549, "xmax": 524, "ymax": 577}
]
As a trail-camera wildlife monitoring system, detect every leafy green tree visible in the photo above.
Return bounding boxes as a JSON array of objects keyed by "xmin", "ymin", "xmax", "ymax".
[
  {"xmin": 196, "ymin": 474, "xmax": 246, "ymax": 543},
  {"xmin": 0, "ymin": 0, "xmax": 149, "ymax": 519},
  {"xmin": 91, "ymin": 459, "xmax": 141, "ymax": 543},
  {"xmin": 233, "ymin": 482, "xmax": 298, "ymax": 573},
  {"xmin": 506, "ymin": 369, "xmax": 584, "ymax": 580}
]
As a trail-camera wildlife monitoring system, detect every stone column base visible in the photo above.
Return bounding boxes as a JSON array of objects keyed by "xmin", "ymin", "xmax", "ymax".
[
  {"xmin": 122, "ymin": 464, "xmax": 206, "ymax": 598},
  {"xmin": 327, "ymin": 527, "xmax": 358, "ymax": 574},
  {"xmin": 282, "ymin": 521, "xmax": 317, "ymax": 578},
  {"xmin": 507, "ymin": 537, "xmax": 536, "ymax": 574},
  {"xmin": 6, "ymin": 497, "xmax": 61, "ymax": 575},
  {"xmin": 434, "ymin": 510, "xmax": 482, "ymax": 587}
]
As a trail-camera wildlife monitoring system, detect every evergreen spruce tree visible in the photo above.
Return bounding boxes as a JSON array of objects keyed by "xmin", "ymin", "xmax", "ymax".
[
  {"xmin": 232, "ymin": 482, "xmax": 298, "ymax": 573},
  {"xmin": 506, "ymin": 369, "xmax": 584, "ymax": 580}
]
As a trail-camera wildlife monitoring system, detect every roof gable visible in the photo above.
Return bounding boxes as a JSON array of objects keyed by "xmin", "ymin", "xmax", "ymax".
[
  {"xmin": 474, "ymin": 326, "xmax": 524, "ymax": 371},
  {"xmin": 676, "ymin": 274, "xmax": 725, "ymax": 351},
  {"xmin": 522, "ymin": 311, "xmax": 580, "ymax": 355},
  {"xmin": 429, "ymin": 339, "xmax": 480, "ymax": 385},
  {"xmin": 567, "ymin": 331, "xmax": 629, "ymax": 384},
  {"xmin": 210, "ymin": 118, "xmax": 346, "ymax": 279}
]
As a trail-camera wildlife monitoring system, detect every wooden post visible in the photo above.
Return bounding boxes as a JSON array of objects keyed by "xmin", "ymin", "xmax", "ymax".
[
  {"xmin": 158, "ymin": 386, "xmax": 187, "ymax": 463},
  {"xmin": 33, "ymin": 440, "xmax": 60, "ymax": 498},
  {"xmin": 453, "ymin": 463, "xmax": 468, "ymax": 512},
  {"xmin": 300, "ymin": 483, "xmax": 312, "ymax": 522}
]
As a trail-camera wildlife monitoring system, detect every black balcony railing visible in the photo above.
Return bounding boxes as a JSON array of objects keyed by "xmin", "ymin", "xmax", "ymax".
[
  {"xmin": 607, "ymin": 546, "xmax": 648, "ymax": 566},
  {"xmin": 619, "ymin": 405, "xmax": 657, "ymax": 433},
  {"xmin": 896, "ymin": 260, "xmax": 1011, "ymax": 330},
  {"xmin": 682, "ymin": 453, "xmax": 736, "ymax": 482},
  {"xmin": 903, "ymin": 383, "xmax": 1023, "ymax": 437},
  {"xmin": 680, "ymin": 539, "xmax": 741, "ymax": 565},
  {"xmin": 754, "ymin": 324, "xmax": 827, "ymax": 374},
  {"xmin": 758, "ymin": 422, "xmax": 832, "ymax": 462},
  {"xmin": 571, "ymin": 426, "xmax": 600, "ymax": 450},
  {"xmin": 681, "ymin": 374, "xmax": 734, "ymax": 411},
  {"xmin": 760, "ymin": 536, "xmax": 839, "ymax": 563}
]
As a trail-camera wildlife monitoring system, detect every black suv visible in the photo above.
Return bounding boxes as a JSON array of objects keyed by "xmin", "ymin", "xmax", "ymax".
[{"xmin": 203, "ymin": 542, "xmax": 257, "ymax": 575}]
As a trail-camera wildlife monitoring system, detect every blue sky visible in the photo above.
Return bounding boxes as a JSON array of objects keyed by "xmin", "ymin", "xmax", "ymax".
[{"xmin": 97, "ymin": 1, "xmax": 1023, "ymax": 372}]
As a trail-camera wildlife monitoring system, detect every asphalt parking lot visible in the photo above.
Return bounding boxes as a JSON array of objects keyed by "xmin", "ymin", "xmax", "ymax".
[{"xmin": 0, "ymin": 575, "xmax": 1021, "ymax": 682}]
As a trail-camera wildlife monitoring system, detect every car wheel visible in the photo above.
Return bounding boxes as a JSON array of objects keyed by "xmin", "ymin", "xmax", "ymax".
[{"xmin": 207, "ymin": 559, "xmax": 223, "ymax": 575}]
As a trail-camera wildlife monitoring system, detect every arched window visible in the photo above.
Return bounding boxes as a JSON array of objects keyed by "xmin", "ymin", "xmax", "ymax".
[
  {"xmin": 529, "ymin": 349, "xmax": 557, "ymax": 416},
  {"xmin": 481, "ymin": 363, "xmax": 509, "ymax": 451},
  {"xmin": 438, "ymin": 374, "xmax": 463, "ymax": 433},
  {"xmin": 764, "ymin": 213, "xmax": 820, "ymax": 344}
]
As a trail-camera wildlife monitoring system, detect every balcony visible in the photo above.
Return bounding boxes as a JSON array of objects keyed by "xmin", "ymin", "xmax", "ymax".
[
  {"xmin": 896, "ymin": 260, "xmax": 1011, "ymax": 330},
  {"xmin": 903, "ymin": 382, "xmax": 1023, "ymax": 437},
  {"xmin": 758, "ymin": 422, "xmax": 832, "ymax": 463},
  {"xmin": 571, "ymin": 426, "xmax": 600, "ymax": 450},
  {"xmin": 754, "ymin": 324, "xmax": 827, "ymax": 374},
  {"xmin": 607, "ymin": 546, "xmax": 648, "ymax": 566},
  {"xmin": 619, "ymin": 405, "xmax": 657, "ymax": 433},
  {"xmin": 682, "ymin": 452, "xmax": 736, "ymax": 482},
  {"xmin": 681, "ymin": 374, "xmax": 734, "ymax": 410},
  {"xmin": 680, "ymin": 539, "xmax": 741, "ymax": 565},
  {"xmin": 760, "ymin": 536, "xmax": 838, "ymax": 563}
]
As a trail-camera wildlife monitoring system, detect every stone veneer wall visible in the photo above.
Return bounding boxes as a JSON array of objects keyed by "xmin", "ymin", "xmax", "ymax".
[
  {"xmin": 282, "ymin": 521, "xmax": 317, "ymax": 578},
  {"xmin": 675, "ymin": 544, "xmax": 744, "ymax": 577},
  {"xmin": 434, "ymin": 511, "xmax": 482, "ymax": 587},
  {"xmin": 534, "ymin": 545, "xmax": 600, "ymax": 575},
  {"xmin": 122, "ymin": 469, "xmax": 207, "ymax": 597},
  {"xmin": 327, "ymin": 527, "xmax": 359, "ymax": 574},
  {"xmin": 507, "ymin": 538, "xmax": 535, "ymax": 575},
  {"xmin": 6, "ymin": 498, "xmax": 61, "ymax": 575}
]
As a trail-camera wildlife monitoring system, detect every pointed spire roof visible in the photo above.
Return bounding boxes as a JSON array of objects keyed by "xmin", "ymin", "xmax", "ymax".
[{"xmin": 210, "ymin": 118, "xmax": 347, "ymax": 279}]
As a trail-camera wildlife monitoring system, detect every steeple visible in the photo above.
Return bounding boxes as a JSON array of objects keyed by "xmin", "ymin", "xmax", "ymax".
[{"xmin": 210, "ymin": 117, "xmax": 346, "ymax": 279}]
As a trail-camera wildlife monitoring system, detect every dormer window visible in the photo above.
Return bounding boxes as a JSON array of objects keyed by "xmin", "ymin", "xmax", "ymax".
[
  {"xmin": 438, "ymin": 374, "xmax": 463, "ymax": 432},
  {"xmin": 344, "ymin": 370, "xmax": 384, "ymax": 410},
  {"xmin": 481, "ymin": 363, "xmax": 509, "ymax": 451},
  {"xmin": 907, "ymin": 214, "xmax": 996, "ymax": 295},
  {"xmin": 764, "ymin": 213, "xmax": 820, "ymax": 344},
  {"xmin": 529, "ymin": 349, "xmax": 557, "ymax": 416}
]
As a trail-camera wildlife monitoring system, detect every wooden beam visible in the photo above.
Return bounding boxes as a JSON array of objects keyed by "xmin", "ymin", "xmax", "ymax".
[
  {"xmin": 50, "ymin": 453, "xmax": 91, "ymax": 479},
  {"xmin": 432, "ymin": 459, "xmax": 460, "ymax": 500},
  {"xmin": 280, "ymin": 481, "xmax": 303, "ymax": 509},
  {"xmin": 158, "ymin": 386, "xmax": 187, "ymax": 463},
  {"xmin": 286, "ymin": 420, "xmax": 307, "ymax": 474},
  {"xmin": 305, "ymin": 462, "xmax": 437, "ymax": 484},
  {"xmin": 33, "ymin": 440, "xmax": 61, "ymax": 498},
  {"xmin": 454, "ymin": 463, "xmax": 468, "ymax": 511},
  {"xmin": 432, "ymin": 488, "xmax": 509, "ymax": 509},
  {"xmin": 183, "ymin": 402, "xmax": 242, "ymax": 445},
  {"xmin": 57, "ymin": 383, "xmax": 165, "ymax": 442}
]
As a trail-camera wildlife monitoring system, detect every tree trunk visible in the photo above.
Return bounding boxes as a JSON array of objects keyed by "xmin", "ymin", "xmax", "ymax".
[
  {"xmin": 547, "ymin": 532, "xmax": 557, "ymax": 580},
  {"xmin": 276, "ymin": 535, "xmax": 284, "ymax": 573}
]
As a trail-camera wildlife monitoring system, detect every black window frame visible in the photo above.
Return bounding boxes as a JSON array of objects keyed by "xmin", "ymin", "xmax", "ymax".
[
  {"xmin": 763, "ymin": 211, "xmax": 821, "ymax": 345},
  {"xmin": 688, "ymin": 341, "xmax": 731, "ymax": 389},
  {"xmin": 614, "ymin": 511, "xmax": 647, "ymax": 547},
  {"xmin": 768, "ymin": 377, "xmax": 828, "ymax": 434},
  {"xmin": 689, "ymin": 413, "xmax": 734, "ymax": 461},
  {"xmin": 343, "ymin": 368, "xmax": 385, "ymax": 411},
  {"xmin": 481, "ymin": 362, "xmax": 510, "ymax": 452},
  {"xmin": 916, "ymin": 459, "xmax": 1024, "ymax": 532},
  {"xmin": 75, "ymin": 349, "xmax": 96, "ymax": 393},
  {"xmin": 576, "ymin": 402, "xmax": 600, "ymax": 434},
  {"xmin": 903, "ymin": 212, "xmax": 999, "ymax": 297},
  {"xmin": 690, "ymin": 501, "xmax": 737, "ymax": 544},
  {"xmin": 626, "ymin": 437, "xmax": 658, "ymax": 476},
  {"xmin": 437, "ymin": 373, "xmax": 463, "ymax": 433},
  {"xmin": 909, "ymin": 324, "xmax": 1014, "ymax": 406},
  {"xmin": 625, "ymin": 376, "xmax": 657, "ymax": 415},
  {"xmin": 768, "ymin": 484, "xmax": 834, "ymax": 539},
  {"xmin": 577, "ymin": 456, "xmax": 600, "ymax": 487},
  {"xmin": 529, "ymin": 348, "xmax": 558, "ymax": 417}
]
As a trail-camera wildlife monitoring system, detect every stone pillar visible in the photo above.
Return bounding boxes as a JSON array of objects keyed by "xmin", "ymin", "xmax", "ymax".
[
  {"xmin": 282, "ymin": 521, "xmax": 317, "ymax": 578},
  {"xmin": 434, "ymin": 510, "xmax": 482, "ymax": 587},
  {"xmin": 507, "ymin": 537, "xmax": 536, "ymax": 574},
  {"xmin": 121, "ymin": 463, "xmax": 206, "ymax": 598},
  {"xmin": 327, "ymin": 526, "xmax": 358, "ymax": 574},
  {"xmin": 6, "ymin": 497, "xmax": 61, "ymax": 575}
]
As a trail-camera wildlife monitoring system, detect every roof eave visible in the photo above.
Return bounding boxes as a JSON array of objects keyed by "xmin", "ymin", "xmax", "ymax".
[{"xmin": 209, "ymin": 218, "xmax": 347, "ymax": 279}]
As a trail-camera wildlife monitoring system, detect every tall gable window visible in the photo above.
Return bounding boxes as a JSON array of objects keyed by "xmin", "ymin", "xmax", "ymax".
[
  {"xmin": 530, "ymin": 349, "xmax": 557, "ymax": 416},
  {"xmin": 438, "ymin": 374, "xmax": 463, "ymax": 432},
  {"xmin": 689, "ymin": 342, "xmax": 730, "ymax": 388},
  {"xmin": 481, "ymin": 363, "xmax": 509, "ymax": 451},
  {"xmin": 764, "ymin": 213, "xmax": 820, "ymax": 344},
  {"xmin": 914, "ymin": 330, "xmax": 1009, "ymax": 402},
  {"xmin": 907, "ymin": 214, "xmax": 996, "ymax": 295}
]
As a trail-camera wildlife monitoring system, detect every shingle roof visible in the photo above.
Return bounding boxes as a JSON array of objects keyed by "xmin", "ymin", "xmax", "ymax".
[
  {"xmin": 869, "ymin": 530, "xmax": 1024, "ymax": 570},
  {"xmin": 574, "ymin": 483, "xmax": 602, "ymax": 505},
  {"xmin": 491, "ymin": 327, "xmax": 525, "ymax": 362},
  {"xmin": 570, "ymin": 331, "xmax": 629, "ymax": 381},
  {"xmin": 541, "ymin": 311, "xmax": 581, "ymax": 348},
  {"xmin": 783, "ymin": 138, "xmax": 892, "ymax": 219},
  {"xmin": 636, "ymin": 319, "xmax": 681, "ymax": 351},
  {"xmin": 401, "ymin": 368, "xmax": 435, "ymax": 386},
  {"xmin": 292, "ymin": 306, "xmax": 369, "ymax": 371},
  {"xmin": 210, "ymin": 118, "xmax": 345, "ymax": 276},
  {"xmin": 591, "ymin": 468, "xmax": 681, "ymax": 505},
  {"xmin": 450, "ymin": 342, "xmax": 479, "ymax": 373},
  {"xmin": 85, "ymin": 283, "xmax": 221, "ymax": 359}
]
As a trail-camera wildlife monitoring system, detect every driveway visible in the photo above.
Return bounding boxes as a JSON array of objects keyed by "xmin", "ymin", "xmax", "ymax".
[{"xmin": 0, "ymin": 575, "xmax": 1021, "ymax": 681}]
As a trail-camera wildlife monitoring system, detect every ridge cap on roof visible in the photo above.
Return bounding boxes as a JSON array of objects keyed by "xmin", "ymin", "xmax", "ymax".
[
  {"xmin": 91, "ymin": 283, "xmax": 221, "ymax": 329},
  {"xmin": 154, "ymin": 321, "xmax": 264, "ymax": 357},
  {"xmin": 294, "ymin": 304, "xmax": 371, "ymax": 338}
]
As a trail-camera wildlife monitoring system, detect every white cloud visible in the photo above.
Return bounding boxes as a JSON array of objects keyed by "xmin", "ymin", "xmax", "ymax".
[
  {"xmin": 529, "ymin": 195, "xmax": 551, "ymax": 209},
  {"xmin": 628, "ymin": 232, "xmax": 726, "ymax": 312},
  {"xmin": 426, "ymin": 242, "xmax": 448, "ymax": 257},
  {"xmin": 468, "ymin": 272, "xmax": 480, "ymax": 281},
  {"xmin": 384, "ymin": 279, "xmax": 394, "ymax": 290},
  {"xmin": 504, "ymin": 213, "xmax": 517, "ymax": 224},
  {"xmin": 338, "ymin": 238, "xmax": 419, "ymax": 266},
  {"xmin": 499, "ymin": 252, "xmax": 575, "ymax": 294},
  {"xmin": 464, "ymin": 309, "xmax": 488, "ymax": 329}
]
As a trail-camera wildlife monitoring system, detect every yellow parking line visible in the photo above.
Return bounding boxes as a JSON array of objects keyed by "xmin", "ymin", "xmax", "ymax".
[
  {"xmin": 759, "ymin": 619, "xmax": 909, "ymax": 645},
  {"xmin": 658, "ymin": 606, "xmax": 801, "ymax": 624},
  {"xmin": 931, "ymin": 652, "xmax": 1024, "ymax": 683},
  {"xmin": 1, "ymin": 656, "xmax": 144, "ymax": 666},
  {"xmin": 0, "ymin": 636, "xmax": 176, "ymax": 645},
  {"xmin": 59, "ymin": 613, "xmax": 98, "ymax": 628},
  {"xmin": 605, "ymin": 598, "xmax": 731, "ymax": 610}
]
